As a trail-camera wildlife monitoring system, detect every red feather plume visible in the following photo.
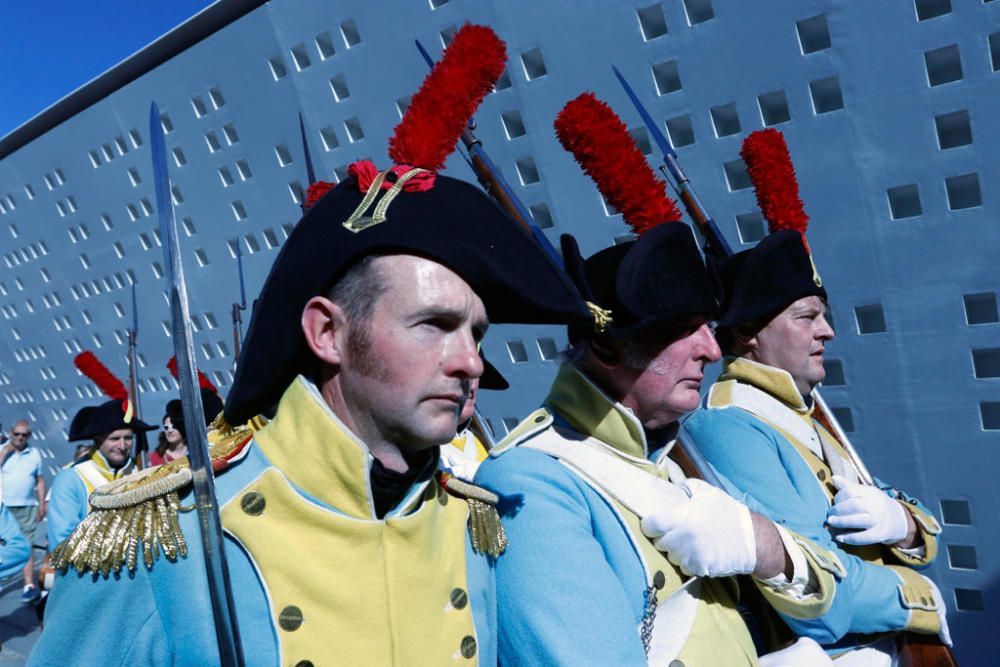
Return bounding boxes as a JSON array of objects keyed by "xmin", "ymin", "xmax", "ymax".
[
  {"xmin": 166, "ymin": 356, "xmax": 217, "ymax": 393},
  {"xmin": 740, "ymin": 129, "xmax": 810, "ymax": 240},
  {"xmin": 555, "ymin": 93, "xmax": 682, "ymax": 235},
  {"xmin": 74, "ymin": 351, "xmax": 129, "ymax": 400},
  {"xmin": 388, "ymin": 24, "xmax": 506, "ymax": 171}
]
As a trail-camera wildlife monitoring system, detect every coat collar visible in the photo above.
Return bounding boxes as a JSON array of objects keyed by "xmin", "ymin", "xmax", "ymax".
[
  {"xmin": 544, "ymin": 363, "xmax": 649, "ymax": 459},
  {"xmin": 253, "ymin": 376, "xmax": 432, "ymax": 520},
  {"xmin": 719, "ymin": 357, "xmax": 812, "ymax": 415}
]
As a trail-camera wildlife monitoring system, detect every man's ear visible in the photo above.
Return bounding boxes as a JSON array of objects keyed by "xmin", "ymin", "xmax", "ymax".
[{"xmin": 302, "ymin": 296, "xmax": 348, "ymax": 366}]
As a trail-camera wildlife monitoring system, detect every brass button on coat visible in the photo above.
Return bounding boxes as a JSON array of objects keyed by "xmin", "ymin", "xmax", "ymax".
[
  {"xmin": 450, "ymin": 588, "xmax": 468, "ymax": 609},
  {"xmin": 294, "ymin": 662, "xmax": 314, "ymax": 667},
  {"xmin": 279, "ymin": 605, "xmax": 304, "ymax": 631},
  {"xmin": 816, "ymin": 470, "xmax": 827, "ymax": 482},
  {"xmin": 460, "ymin": 635, "xmax": 477, "ymax": 659},
  {"xmin": 241, "ymin": 491, "xmax": 266, "ymax": 516},
  {"xmin": 669, "ymin": 660, "xmax": 685, "ymax": 667},
  {"xmin": 653, "ymin": 571, "xmax": 666, "ymax": 590}
]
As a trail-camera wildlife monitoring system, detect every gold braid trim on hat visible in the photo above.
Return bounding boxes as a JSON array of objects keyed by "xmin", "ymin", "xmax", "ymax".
[
  {"xmin": 586, "ymin": 301, "xmax": 614, "ymax": 334},
  {"xmin": 438, "ymin": 473, "xmax": 508, "ymax": 558},
  {"xmin": 809, "ymin": 254, "xmax": 823, "ymax": 288},
  {"xmin": 51, "ymin": 417, "xmax": 264, "ymax": 576},
  {"xmin": 342, "ymin": 167, "xmax": 429, "ymax": 233}
]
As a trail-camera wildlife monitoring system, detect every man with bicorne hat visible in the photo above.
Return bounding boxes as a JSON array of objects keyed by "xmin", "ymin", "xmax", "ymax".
[
  {"xmin": 682, "ymin": 129, "xmax": 950, "ymax": 664},
  {"xmin": 475, "ymin": 94, "xmax": 843, "ymax": 666},
  {"xmin": 32, "ymin": 25, "xmax": 584, "ymax": 667}
]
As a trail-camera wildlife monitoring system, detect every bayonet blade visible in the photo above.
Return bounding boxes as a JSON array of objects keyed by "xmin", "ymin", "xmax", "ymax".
[
  {"xmin": 149, "ymin": 102, "xmax": 244, "ymax": 667},
  {"xmin": 612, "ymin": 65, "xmax": 677, "ymax": 159}
]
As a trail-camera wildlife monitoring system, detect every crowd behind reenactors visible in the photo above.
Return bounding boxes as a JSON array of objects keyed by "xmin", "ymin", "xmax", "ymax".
[{"xmin": 8, "ymin": 23, "xmax": 955, "ymax": 667}]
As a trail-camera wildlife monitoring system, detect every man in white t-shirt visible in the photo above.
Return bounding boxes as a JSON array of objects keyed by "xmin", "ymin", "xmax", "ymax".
[{"xmin": 1, "ymin": 419, "xmax": 45, "ymax": 604}]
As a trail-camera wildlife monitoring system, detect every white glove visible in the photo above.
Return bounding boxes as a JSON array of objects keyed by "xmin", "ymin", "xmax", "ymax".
[
  {"xmin": 437, "ymin": 445, "xmax": 481, "ymax": 482},
  {"xmin": 923, "ymin": 575, "xmax": 953, "ymax": 647},
  {"xmin": 639, "ymin": 478, "xmax": 756, "ymax": 577},
  {"xmin": 826, "ymin": 475, "xmax": 909, "ymax": 545},
  {"xmin": 759, "ymin": 637, "xmax": 833, "ymax": 666}
]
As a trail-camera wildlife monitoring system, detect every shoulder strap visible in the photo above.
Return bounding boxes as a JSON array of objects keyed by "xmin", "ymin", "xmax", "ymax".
[{"xmin": 710, "ymin": 381, "xmax": 824, "ymax": 458}]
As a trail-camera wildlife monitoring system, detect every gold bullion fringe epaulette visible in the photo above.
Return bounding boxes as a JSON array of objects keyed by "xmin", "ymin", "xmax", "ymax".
[
  {"xmin": 438, "ymin": 473, "xmax": 508, "ymax": 558},
  {"xmin": 52, "ymin": 417, "xmax": 262, "ymax": 577}
]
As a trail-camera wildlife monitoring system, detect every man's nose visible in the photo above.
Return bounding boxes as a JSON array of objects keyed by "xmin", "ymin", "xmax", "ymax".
[
  {"xmin": 695, "ymin": 323, "xmax": 722, "ymax": 362},
  {"xmin": 817, "ymin": 314, "xmax": 835, "ymax": 341},
  {"xmin": 446, "ymin": 330, "xmax": 484, "ymax": 379}
]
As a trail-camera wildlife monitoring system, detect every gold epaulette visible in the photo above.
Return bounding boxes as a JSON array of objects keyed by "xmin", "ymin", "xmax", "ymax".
[
  {"xmin": 438, "ymin": 472, "xmax": 508, "ymax": 558},
  {"xmin": 52, "ymin": 416, "xmax": 265, "ymax": 577}
]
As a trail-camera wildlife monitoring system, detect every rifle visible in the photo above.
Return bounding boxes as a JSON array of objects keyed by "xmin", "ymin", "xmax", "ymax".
[
  {"xmin": 150, "ymin": 102, "xmax": 244, "ymax": 666},
  {"xmin": 414, "ymin": 39, "xmax": 563, "ymax": 268},
  {"xmin": 126, "ymin": 282, "xmax": 147, "ymax": 469},
  {"xmin": 231, "ymin": 239, "xmax": 247, "ymax": 367},
  {"xmin": 614, "ymin": 67, "xmax": 957, "ymax": 667}
]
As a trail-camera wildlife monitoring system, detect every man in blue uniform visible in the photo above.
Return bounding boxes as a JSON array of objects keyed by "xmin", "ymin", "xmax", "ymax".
[
  {"xmin": 477, "ymin": 223, "xmax": 844, "ymax": 666},
  {"xmin": 31, "ymin": 157, "xmax": 584, "ymax": 665},
  {"xmin": 45, "ymin": 400, "xmax": 154, "ymax": 549},
  {"xmin": 683, "ymin": 229, "xmax": 951, "ymax": 662}
]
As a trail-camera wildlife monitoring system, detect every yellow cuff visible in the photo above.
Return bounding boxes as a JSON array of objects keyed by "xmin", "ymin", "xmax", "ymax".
[
  {"xmin": 889, "ymin": 503, "xmax": 940, "ymax": 566},
  {"xmin": 755, "ymin": 532, "xmax": 839, "ymax": 619},
  {"xmin": 889, "ymin": 565, "xmax": 941, "ymax": 635}
]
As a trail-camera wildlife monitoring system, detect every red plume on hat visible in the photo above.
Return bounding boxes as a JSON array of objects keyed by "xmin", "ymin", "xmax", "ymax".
[
  {"xmin": 388, "ymin": 24, "xmax": 506, "ymax": 171},
  {"xmin": 740, "ymin": 129, "xmax": 811, "ymax": 250},
  {"xmin": 166, "ymin": 356, "xmax": 218, "ymax": 393},
  {"xmin": 74, "ymin": 351, "xmax": 128, "ymax": 401},
  {"xmin": 554, "ymin": 93, "xmax": 682, "ymax": 235}
]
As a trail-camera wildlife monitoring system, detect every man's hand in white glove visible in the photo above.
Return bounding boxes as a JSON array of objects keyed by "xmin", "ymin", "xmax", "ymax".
[
  {"xmin": 639, "ymin": 478, "xmax": 757, "ymax": 578},
  {"xmin": 759, "ymin": 637, "xmax": 833, "ymax": 667},
  {"xmin": 826, "ymin": 475, "xmax": 914, "ymax": 546},
  {"xmin": 923, "ymin": 575, "xmax": 953, "ymax": 647}
]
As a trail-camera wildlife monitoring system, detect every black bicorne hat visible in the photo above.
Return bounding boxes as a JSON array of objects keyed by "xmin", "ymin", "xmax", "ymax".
[
  {"xmin": 562, "ymin": 223, "xmax": 719, "ymax": 342},
  {"xmin": 224, "ymin": 174, "xmax": 586, "ymax": 424},
  {"xmin": 717, "ymin": 231, "xmax": 827, "ymax": 328},
  {"xmin": 67, "ymin": 406, "xmax": 97, "ymax": 442},
  {"xmin": 166, "ymin": 388, "xmax": 225, "ymax": 441},
  {"xmin": 74, "ymin": 399, "xmax": 156, "ymax": 442},
  {"xmin": 480, "ymin": 354, "xmax": 509, "ymax": 391}
]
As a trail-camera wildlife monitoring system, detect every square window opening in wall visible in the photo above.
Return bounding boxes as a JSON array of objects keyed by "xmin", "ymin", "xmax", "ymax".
[
  {"xmin": 194, "ymin": 249, "xmax": 209, "ymax": 267},
  {"xmin": 344, "ymin": 117, "xmax": 364, "ymax": 143},
  {"xmin": 440, "ymin": 25, "xmax": 458, "ymax": 48},
  {"xmin": 23, "ymin": 184, "xmax": 33, "ymax": 200},
  {"xmin": 172, "ymin": 185, "xmax": 185, "ymax": 205},
  {"xmin": 172, "ymin": 147, "xmax": 187, "ymax": 167},
  {"xmin": 515, "ymin": 158, "xmax": 540, "ymax": 185},
  {"xmin": 947, "ymin": 544, "xmax": 977, "ymax": 570},
  {"xmin": 537, "ymin": 337, "xmax": 559, "ymax": 361},
  {"xmin": 710, "ymin": 103, "xmax": 741, "ymax": 137},
  {"xmin": 796, "ymin": 14, "xmax": 831, "ymax": 54},
  {"xmin": 940, "ymin": 499, "xmax": 971, "ymax": 525},
  {"xmin": 972, "ymin": 348, "xmax": 1000, "ymax": 378},
  {"xmin": 182, "ymin": 217, "xmax": 196, "ymax": 236},
  {"xmin": 810, "ymin": 76, "xmax": 844, "ymax": 114},
  {"xmin": 430, "ymin": 0, "xmax": 448, "ymax": 8},
  {"xmin": 205, "ymin": 131, "xmax": 221, "ymax": 153},
  {"xmin": 320, "ymin": 127, "xmax": 339, "ymax": 151},
  {"xmin": 936, "ymin": 110, "xmax": 972, "ymax": 149},
  {"xmin": 219, "ymin": 167, "xmax": 234, "ymax": 188},
  {"xmin": 637, "ymin": 4, "xmax": 668, "ymax": 40},
  {"xmin": 222, "ymin": 123, "xmax": 239, "ymax": 145},
  {"xmin": 244, "ymin": 234, "xmax": 261, "ymax": 254},
  {"xmin": 736, "ymin": 212, "xmax": 765, "ymax": 243},
  {"xmin": 506, "ymin": 339, "xmax": 529, "ymax": 363},
  {"xmin": 652, "ymin": 60, "xmax": 682, "ymax": 96},
  {"xmin": 263, "ymin": 228, "xmax": 280, "ymax": 249},
  {"xmin": 129, "ymin": 129, "xmax": 143, "ymax": 148},
  {"xmin": 268, "ymin": 57, "xmax": 288, "ymax": 80},
  {"xmin": 946, "ymin": 173, "xmax": 981, "ymax": 210},
  {"xmin": 89, "ymin": 150, "xmax": 101, "ymax": 168},
  {"xmin": 160, "ymin": 114, "xmax": 174, "ymax": 134},
  {"xmin": 208, "ymin": 87, "xmax": 225, "ymax": 109},
  {"xmin": 501, "ymin": 110, "xmax": 526, "ymax": 139},
  {"xmin": 288, "ymin": 181, "xmax": 304, "ymax": 205},
  {"xmin": 964, "ymin": 292, "xmax": 998, "ymax": 325},
  {"xmin": 830, "ymin": 407, "xmax": 855, "ymax": 432},
  {"xmin": 515, "ymin": 48, "xmax": 547, "ymax": 84},
  {"xmin": 855, "ymin": 304, "xmax": 887, "ymax": 334},
  {"xmin": 274, "ymin": 144, "xmax": 293, "ymax": 167},
  {"xmin": 925, "ymin": 45, "xmax": 963, "ymax": 86},
  {"xmin": 315, "ymin": 32, "xmax": 336, "ymax": 60},
  {"xmin": 683, "ymin": 0, "xmax": 714, "ymax": 25},
  {"xmin": 232, "ymin": 201, "xmax": 248, "ymax": 221},
  {"xmin": 191, "ymin": 96, "xmax": 207, "ymax": 118},
  {"xmin": 395, "ymin": 96, "xmax": 411, "ymax": 118},
  {"xmin": 990, "ymin": 32, "xmax": 1000, "ymax": 71},
  {"xmin": 887, "ymin": 184, "xmax": 922, "ymax": 220},
  {"xmin": 758, "ymin": 90, "xmax": 791, "ymax": 126},
  {"xmin": 494, "ymin": 69, "xmax": 513, "ymax": 92},
  {"xmin": 823, "ymin": 359, "xmax": 846, "ymax": 385},
  {"xmin": 236, "ymin": 160, "xmax": 253, "ymax": 181},
  {"xmin": 954, "ymin": 588, "xmax": 984, "ymax": 611},
  {"xmin": 341, "ymin": 19, "xmax": 361, "ymax": 48},
  {"xmin": 629, "ymin": 127, "xmax": 653, "ymax": 155},
  {"xmin": 666, "ymin": 115, "xmax": 695, "ymax": 148},
  {"xmin": 529, "ymin": 203, "xmax": 554, "ymax": 229},
  {"xmin": 291, "ymin": 44, "xmax": 311, "ymax": 71},
  {"xmin": 724, "ymin": 159, "xmax": 751, "ymax": 191},
  {"xmin": 329, "ymin": 74, "xmax": 350, "ymax": 102},
  {"xmin": 980, "ymin": 401, "xmax": 1000, "ymax": 429},
  {"xmin": 915, "ymin": 0, "xmax": 951, "ymax": 20},
  {"xmin": 501, "ymin": 417, "xmax": 520, "ymax": 435}
]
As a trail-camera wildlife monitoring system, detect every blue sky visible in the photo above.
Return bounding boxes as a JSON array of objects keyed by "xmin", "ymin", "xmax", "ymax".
[{"xmin": 1, "ymin": 0, "xmax": 215, "ymax": 137}]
